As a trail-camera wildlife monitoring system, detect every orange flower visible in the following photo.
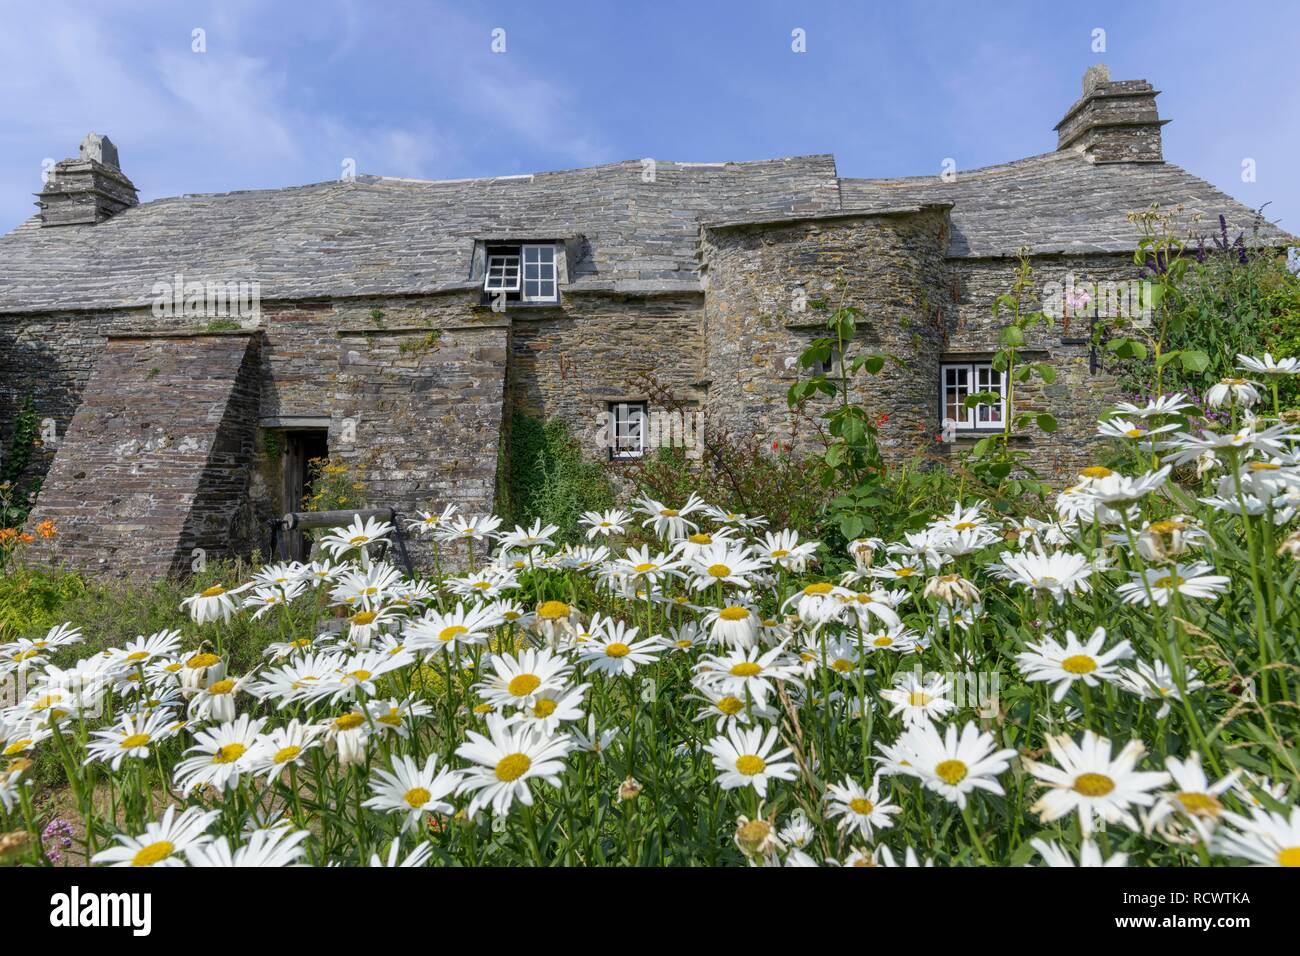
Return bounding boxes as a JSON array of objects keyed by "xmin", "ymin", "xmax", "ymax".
[
  {"xmin": 0, "ymin": 528, "xmax": 18, "ymax": 543},
  {"xmin": 19, "ymin": 533, "xmax": 33, "ymax": 544},
  {"xmin": 35, "ymin": 519, "xmax": 56, "ymax": 539}
]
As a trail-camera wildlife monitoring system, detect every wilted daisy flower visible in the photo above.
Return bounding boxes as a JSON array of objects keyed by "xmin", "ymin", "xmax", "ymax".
[
  {"xmin": 705, "ymin": 724, "xmax": 797, "ymax": 796},
  {"xmin": 455, "ymin": 714, "xmax": 573, "ymax": 816},
  {"xmin": 1206, "ymin": 377, "xmax": 1261, "ymax": 408},
  {"xmin": 186, "ymin": 827, "xmax": 312, "ymax": 867},
  {"xmin": 367, "ymin": 696, "xmax": 432, "ymax": 737},
  {"xmin": 320, "ymin": 709, "xmax": 372, "ymax": 768},
  {"xmin": 180, "ymin": 584, "xmax": 243, "ymax": 624},
  {"xmin": 882, "ymin": 720, "xmax": 1015, "ymax": 809},
  {"xmin": 179, "ymin": 651, "xmax": 226, "ymax": 693},
  {"xmin": 186, "ymin": 671, "xmax": 255, "ymax": 723},
  {"xmin": 1131, "ymin": 516, "xmax": 1206, "ymax": 563},
  {"xmin": 1016, "ymin": 628, "xmax": 1133, "ymax": 702},
  {"xmin": 174, "ymin": 714, "xmax": 265, "ymax": 796},
  {"xmin": 703, "ymin": 603, "xmax": 761, "ymax": 649},
  {"xmin": 92, "ymin": 806, "xmax": 219, "ymax": 867},
  {"xmin": 85, "ymin": 709, "xmax": 179, "ymax": 770},
  {"xmin": 364, "ymin": 754, "xmax": 462, "ymax": 833},
  {"xmin": 825, "ymin": 777, "xmax": 900, "ymax": 839},
  {"xmin": 577, "ymin": 620, "xmax": 662, "ymax": 677},
  {"xmin": 1212, "ymin": 804, "xmax": 1300, "ymax": 867},
  {"xmin": 880, "ymin": 670, "xmax": 956, "ymax": 726},
  {"xmin": 779, "ymin": 811, "xmax": 816, "ymax": 850},
  {"xmin": 1115, "ymin": 560, "xmax": 1230, "ymax": 607},
  {"xmin": 1145, "ymin": 753, "xmax": 1239, "ymax": 843},
  {"xmin": 733, "ymin": 812, "xmax": 784, "ymax": 861},
  {"xmin": 1025, "ymin": 731, "xmax": 1170, "ymax": 836},
  {"xmin": 1116, "ymin": 658, "xmax": 1203, "ymax": 718},
  {"xmin": 922, "ymin": 572, "xmax": 980, "ymax": 605},
  {"xmin": 1030, "ymin": 838, "xmax": 1128, "ymax": 867},
  {"xmin": 571, "ymin": 713, "xmax": 618, "ymax": 757}
]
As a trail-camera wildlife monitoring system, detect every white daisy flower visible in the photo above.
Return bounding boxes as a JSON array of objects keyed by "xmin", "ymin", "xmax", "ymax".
[
  {"xmin": 364, "ymin": 753, "xmax": 462, "ymax": 832},
  {"xmin": 455, "ymin": 714, "xmax": 573, "ymax": 817},
  {"xmin": 1016, "ymin": 627, "xmax": 1133, "ymax": 702},
  {"xmin": 881, "ymin": 720, "xmax": 1015, "ymax": 809},
  {"xmin": 1115, "ymin": 560, "xmax": 1230, "ymax": 607},
  {"xmin": 1024, "ymin": 731, "xmax": 1171, "ymax": 836},
  {"xmin": 705, "ymin": 724, "xmax": 798, "ymax": 796},
  {"xmin": 92, "ymin": 806, "xmax": 219, "ymax": 867},
  {"xmin": 825, "ymin": 777, "xmax": 900, "ymax": 839}
]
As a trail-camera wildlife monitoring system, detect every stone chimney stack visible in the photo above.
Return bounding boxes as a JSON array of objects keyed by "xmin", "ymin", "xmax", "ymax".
[
  {"xmin": 36, "ymin": 133, "xmax": 139, "ymax": 226},
  {"xmin": 1054, "ymin": 65, "xmax": 1168, "ymax": 164}
]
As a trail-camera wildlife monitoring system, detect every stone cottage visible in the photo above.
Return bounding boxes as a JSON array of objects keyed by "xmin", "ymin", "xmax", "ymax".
[{"xmin": 0, "ymin": 67, "xmax": 1293, "ymax": 577}]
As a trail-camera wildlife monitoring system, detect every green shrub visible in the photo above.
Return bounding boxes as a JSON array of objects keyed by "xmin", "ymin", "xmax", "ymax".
[{"xmin": 503, "ymin": 411, "xmax": 614, "ymax": 543}]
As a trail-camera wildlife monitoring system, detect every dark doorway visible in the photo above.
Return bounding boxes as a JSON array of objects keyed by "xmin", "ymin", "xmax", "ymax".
[{"xmin": 281, "ymin": 429, "xmax": 329, "ymax": 561}]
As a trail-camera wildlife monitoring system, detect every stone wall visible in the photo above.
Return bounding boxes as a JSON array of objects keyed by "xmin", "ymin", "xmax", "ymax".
[
  {"xmin": 23, "ymin": 332, "xmax": 261, "ymax": 577},
  {"xmin": 700, "ymin": 208, "xmax": 953, "ymax": 461}
]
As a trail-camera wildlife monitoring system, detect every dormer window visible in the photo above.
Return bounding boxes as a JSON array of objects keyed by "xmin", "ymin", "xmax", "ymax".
[{"xmin": 482, "ymin": 243, "xmax": 558, "ymax": 304}]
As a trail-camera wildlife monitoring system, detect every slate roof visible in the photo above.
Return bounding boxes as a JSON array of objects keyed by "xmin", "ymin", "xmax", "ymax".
[
  {"xmin": 840, "ymin": 149, "xmax": 1293, "ymax": 258},
  {"xmin": 0, "ymin": 148, "xmax": 1291, "ymax": 315}
]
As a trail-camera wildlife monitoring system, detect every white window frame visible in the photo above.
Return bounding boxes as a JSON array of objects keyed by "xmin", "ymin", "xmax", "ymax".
[
  {"xmin": 484, "ymin": 253, "xmax": 521, "ymax": 293},
  {"xmin": 521, "ymin": 244, "xmax": 558, "ymax": 302},
  {"xmin": 608, "ymin": 401, "xmax": 647, "ymax": 460},
  {"xmin": 940, "ymin": 361, "xmax": 1006, "ymax": 432}
]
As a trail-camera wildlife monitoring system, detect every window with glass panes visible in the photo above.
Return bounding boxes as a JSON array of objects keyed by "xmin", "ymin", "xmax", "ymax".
[
  {"xmin": 940, "ymin": 362, "xmax": 1005, "ymax": 431},
  {"xmin": 608, "ymin": 401, "xmax": 647, "ymax": 459}
]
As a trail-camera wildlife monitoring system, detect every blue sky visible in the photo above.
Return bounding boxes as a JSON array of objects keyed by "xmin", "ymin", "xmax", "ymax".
[{"xmin": 1, "ymin": 0, "xmax": 1296, "ymax": 234}]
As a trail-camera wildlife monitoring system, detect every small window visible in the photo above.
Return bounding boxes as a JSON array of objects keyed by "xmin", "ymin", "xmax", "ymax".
[
  {"xmin": 810, "ymin": 344, "xmax": 841, "ymax": 378},
  {"xmin": 522, "ymin": 244, "xmax": 557, "ymax": 302},
  {"xmin": 482, "ymin": 243, "xmax": 558, "ymax": 304},
  {"xmin": 484, "ymin": 253, "xmax": 521, "ymax": 293},
  {"xmin": 940, "ymin": 362, "xmax": 1005, "ymax": 432},
  {"xmin": 609, "ymin": 402, "xmax": 647, "ymax": 460}
]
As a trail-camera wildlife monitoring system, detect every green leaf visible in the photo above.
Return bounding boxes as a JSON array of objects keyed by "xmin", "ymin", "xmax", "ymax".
[
  {"xmin": 999, "ymin": 325, "xmax": 1026, "ymax": 347},
  {"xmin": 863, "ymin": 354, "xmax": 886, "ymax": 375},
  {"xmin": 1036, "ymin": 413, "xmax": 1058, "ymax": 433},
  {"xmin": 1036, "ymin": 363, "xmax": 1057, "ymax": 384},
  {"xmin": 839, "ymin": 514, "xmax": 865, "ymax": 540},
  {"xmin": 1180, "ymin": 349, "xmax": 1211, "ymax": 373}
]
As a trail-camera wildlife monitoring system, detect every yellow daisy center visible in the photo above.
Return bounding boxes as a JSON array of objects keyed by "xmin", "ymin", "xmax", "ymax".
[
  {"xmin": 495, "ymin": 753, "xmax": 532, "ymax": 781},
  {"xmin": 803, "ymin": 582, "xmax": 834, "ymax": 595},
  {"xmin": 953, "ymin": 521, "xmax": 978, "ymax": 531},
  {"xmin": 335, "ymin": 712, "xmax": 366, "ymax": 731},
  {"xmin": 849, "ymin": 797, "xmax": 874, "ymax": 815},
  {"xmin": 351, "ymin": 611, "xmax": 377, "ymax": 626},
  {"xmin": 1152, "ymin": 575, "xmax": 1185, "ymax": 590},
  {"xmin": 735, "ymin": 754, "xmax": 766, "ymax": 776},
  {"xmin": 212, "ymin": 743, "xmax": 247, "ymax": 764},
  {"xmin": 508, "ymin": 674, "xmax": 541, "ymax": 697},
  {"xmin": 348, "ymin": 534, "xmax": 370, "ymax": 545},
  {"xmin": 119, "ymin": 733, "xmax": 151, "ymax": 749},
  {"xmin": 1081, "ymin": 466, "xmax": 1113, "ymax": 479},
  {"xmin": 1277, "ymin": 847, "xmax": 1300, "ymax": 867},
  {"xmin": 186, "ymin": 653, "xmax": 220, "ymax": 669},
  {"xmin": 537, "ymin": 600, "xmax": 571, "ymax": 620},
  {"xmin": 3, "ymin": 740, "xmax": 33, "ymax": 756},
  {"xmin": 893, "ymin": 567, "xmax": 916, "ymax": 577},
  {"xmin": 717, "ymin": 696, "xmax": 745, "ymax": 715},
  {"xmin": 274, "ymin": 745, "xmax": 302, "ymax": 763},
  {"xmin": 605, "ymin": 642, "xmax": 631, "ymax": 658},
  {"xmin": 935, "ymin": 759, "xmax": 967, "ymax": 784},
  {"xmin": 404, "ymin": 787, "xmax": 431, "ymax": 809},
  {"xmin": 438, "ymin": 625, "xmax": 467, "ymax": 642},
  {"xmin": 125, "ymin": 650, "xmax": 150, "ymax": 662},
  {"xmin": 688, "ymin": 533, "xmax": 712, "ymax": 545},
  {"xmin": 1061, "ymin": 655, "xmax": 1097, "ymax": 674},
  {"xmin": 199, "ymin": 586, "xmax": 226, "ymax": 598},
  {"xmin": 719, "ymin": 606, "xmax": 751, "ymax": 621},
  {"xmin": 873, "ymin": 636, "xmax": 894, "ymax": 647},
  {"xmin": 770, "ymin": 548, "xmax": 790, "ymax": 558},
  {"xmin": 532, "ymin": 699, "xmax": 557, "ymax": 718},
  {"xmin": 707, "ymin": 563, "xmax": 733, "ymax": 578},
  {"xmin": 1175, "ymin": 791, "xmax": 1223, "ymax": 817},
  {"xmin": 730, "ymin": 662, "xmax": 762, "ymax": 677},
  {"xmin": 1073, "ymin": 772, "xmax": 1116, "ymax": 797},
  {"xmin": 633, "ymin": 562, "xmax": 657, "ymax": 573},
  {"xmin": 831, "ymin": 658, "xmax": 854, "ymax": 673},
  {"xmin": 1124, "ymin": 428, "xmax": 1145, "ymax": 439},
  {"xmin": 207, "ymin": 678, "xmax": 236, "ymax": 695},
  {"xmin": 132, "ymin": 841, "xmax": 175, "ymax": 866},
  {"xmin": 908, "ymin": 692, "xmax": 930, "ymax": 706}
]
